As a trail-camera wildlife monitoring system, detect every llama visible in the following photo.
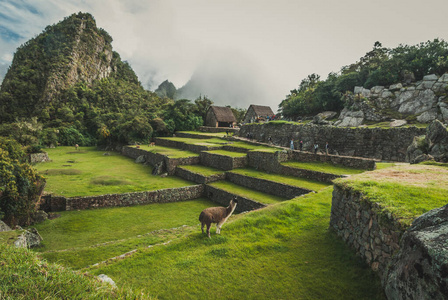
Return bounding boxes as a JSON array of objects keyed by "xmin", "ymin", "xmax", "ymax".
[{"xmin": 199, "ymin": 198, "xmax": 238, "ymax": 238}]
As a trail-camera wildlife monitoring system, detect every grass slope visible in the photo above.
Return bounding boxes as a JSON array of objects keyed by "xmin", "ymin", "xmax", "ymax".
[
  {"xmin": 177, "ymin": 165, "xmax": 225, "ymax": 176},
  {"xmin": 0, "ymin": 244, "xmax": 151, "ymax": 299},
  {"xmin": 129, "ymin": 145, "xmax": 199, "ymax": 158},
  {"xmin": 34, "ymin": 147, "xmax": 192, "ymax": 197},
  {"xmin": 334, "ymin": 163, "xmax": 448, "ymax": 226},
  {"xmin": 86, "ymin": 188, "xmax": 385, "ymax": 300}
]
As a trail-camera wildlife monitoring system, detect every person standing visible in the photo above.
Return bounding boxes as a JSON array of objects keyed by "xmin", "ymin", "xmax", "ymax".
[
  {"xmin": 299, "ymin": 140, "xmax": 303, "ymax": 151},
  {"xmin": 325, "ymin": 142, "xmax": 329, "ymax": 155},
  {"xmin": 314, "ymin": 143, "xmax": 318, "ymax": 154},
  {"xmin": 290, "ymin": 139, "xmax": 294, "ymax": 150}
]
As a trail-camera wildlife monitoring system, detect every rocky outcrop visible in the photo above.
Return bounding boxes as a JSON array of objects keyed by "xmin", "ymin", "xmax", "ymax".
[
  {"xmin": 406, "ymin": 120, "xmax": 448, "ymax": 162},
  {"xmin": 384, "ymin": 204, "xmax": 448, "ymax": 300},
  {"xmin": 340, "ymin": 73, "xmax": 448, "ymax": 126},
  {"xmin": 14, "ymin": 228, "xmax": 43, "ymax": 248},
  {"xmin": 0, "ymin": 220, "xmax": 11, "ymax": 232}
]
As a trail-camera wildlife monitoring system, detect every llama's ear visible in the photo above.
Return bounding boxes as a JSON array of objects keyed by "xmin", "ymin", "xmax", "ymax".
[{"xmin": 233, "ymin": 197, "xmax": 238, "ymax": 203}]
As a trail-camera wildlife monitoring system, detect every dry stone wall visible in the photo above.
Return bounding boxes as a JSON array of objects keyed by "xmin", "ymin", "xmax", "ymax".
[
  {"xmin": 122, "ymin": 146, "xmax": 200, "ymax": 175},
  {"xmin": 289, "ymin": 151, "xmax": 376, "ymax": 170},
  {"xmin": 204, "ymin": 185, "xmax": 266, "ymax": 213},
  {"xmin": 41, "ymin": 185, "xmax": 204, "ymax": 211},
  {"xmin": 240, "ymin": 123, "xmax": 425, "ymax": 161},
  {"xmin": 281, "ymin": 165, "xmax": 345, "ymax": 183},
  {"xmin": 174, "ymin": 167, "xmax": 225, "ymax": 184},
  {"xmin": 200, "ymin": 152, "xmax": 247, "ymax": 170},
  {"xmin": 199, "ymin": 126, "xmax": 239, "ymax": 134},
  {"xmin": 226, "ymin": 172, "xmax": 312, "ymax": 198},
  {"xmin": 330, "ymin": 184, "xmax": 405, "ymax": 278}
]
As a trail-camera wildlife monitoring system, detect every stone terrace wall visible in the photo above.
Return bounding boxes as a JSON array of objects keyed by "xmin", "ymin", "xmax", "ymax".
[
  {"xmin": 199, "ymin": 126, "xmax": 240, "ymax": 134},
  {"xmin": 154, "ymin": 138, "xmax": 221, "ymax": 153},
  {"xmin": 289, "ymin": 151, "xmax": 376, "ymax": 170},
  {"xmin": 330, "ymin": 184, "xmax": 405, "ymax": 278},
  {"xmin": 122, "ymin": 146, "xmax": 200, "ymax": 175},
  {"xmin": 281, "ymin": 166, "xmax": 345, "ymax": 183},
  {"xmin": 200, "ymin": 152, "xmax": 247, "ymax": 170},
  {"xmin": 175, "ymin": 167, "xmax": 226, "ymax": 184},
  {"xmin": 247, "ymin": 150, "xmax": 288, "ymax": 173},
  {"xmin": 41, "ymin": 185, "xmax": 204, "ymax": 211},
  {"xmin": 226, "ymin": 172, "xmax": 312, "ymax": 198},
  {"xmin": 240, "ymin": 123, "xmax": 426, "ymax": 161},
  {"xmin": 204, "ymin": 185, "xmax": 266, "ymax": 213}
]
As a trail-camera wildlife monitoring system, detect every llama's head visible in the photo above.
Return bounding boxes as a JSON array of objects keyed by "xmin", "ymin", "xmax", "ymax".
[{"xmin": 230, "ymin": 197, "xmax": 238, "ymax": 206}]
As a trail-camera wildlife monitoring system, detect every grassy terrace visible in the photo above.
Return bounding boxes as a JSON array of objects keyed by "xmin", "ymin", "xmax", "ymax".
[
  {"xmin": 282, "ymin": 160, "xmax": 366, "ymax": 175},
  {"xmin": 229, "ymin": 140, "xmax": 282, "ymax": 152},
  {"xmin": 85, "ymin": 188, "xmax": 384, "ymax": 299},
  {"xmin": 34, "ymin": 147, "xmax": 193, "ymax": 197},
  {"xmin": 204, "ymin": 149, "xmax": 248, "ymax": 157},
  {"xmin": 128, "ymin": 145, "xmax": 199, "ymax": 158},
  {"xmin": 177, "ymin": 131, "xmax": 228, "ymax": 137},
  {"xmin": 32, "ymin": 199, "xmax": 215, "ymax": 267},
  {"xmin": 177, "ymin": 165, "xmax": 225, "ymax": 176},
  {"xmin": 158, "ymin": 136, "xmax": 229, "ymax": 146},
  {"xmin": 230, "ymin": 168, "xmax": 330, "ymax": 191},
  {"xmin": 208, "ymin": 181, "xmax": 287, "ymax": 204},
  {"xmin": 334, "ymin": 163, "xmax": 448, "ymax": 226}
]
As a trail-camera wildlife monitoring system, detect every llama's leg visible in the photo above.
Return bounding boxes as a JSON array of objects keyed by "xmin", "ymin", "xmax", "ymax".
[
  {"xmin": 216, "ymin": 220, "xmax": 225, "ymax": 235},
  {"xmin": 206, "ymin": 223, "xmax": 211, "ymax": 238},
  {"xmin": 201, "ymin": 222, "xmax": 205, "ymax": 234}
]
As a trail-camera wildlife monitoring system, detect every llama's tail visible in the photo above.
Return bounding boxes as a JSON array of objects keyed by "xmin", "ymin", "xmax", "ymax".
[{"xmin": 199, "ymin": 211, "xmax": 204, "ymax": 222}]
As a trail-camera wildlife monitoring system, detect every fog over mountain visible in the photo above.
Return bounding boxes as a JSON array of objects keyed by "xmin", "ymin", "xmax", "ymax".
[{"xmin": 1, "ymin": 0, "xmax": 448, "ymax": 111}]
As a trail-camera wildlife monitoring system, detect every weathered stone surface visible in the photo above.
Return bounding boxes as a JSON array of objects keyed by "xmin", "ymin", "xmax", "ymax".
[
  {"xmin": 135, "ymin": 155, "xmax": 146, "ymax": 163},
  {"xmin": 417, "ymin": 108, "xmax": 438, "ymax": 123},
  {"xmin": 32, "ymin": 210, "xmax": 48, "ymax": 223},
  {"xmin": 0, "ymin": 220, "xmax": 11, "ymax": 232},
  {"xmin": 390, "ymin": 119, "xmax": 407, "ymax": 127},
  {"xmin": 338, "ymin": 111, "xmax": 364, "ymax": 127},
  {"xmin": 426, "ymin": 120, "xmax": 448, "ymax": 162},
  {"xmin": 371, "ymin": 86, "xmax": 385, "ymax": 94},
  {"xmin": 423, "ymin": 74, "xmax": 439, "ymax": 81},
  {"xmin": 389, "ymin": 83, "xmax": 403, "ymax": 91},
  {"xmin": 412, "ymin": 154, "xmax": 434, "ymax": 164},
  {"xmin": 398, "ymin": 89, "xmax": 437, "ymax": 115},
  {"xmin": 439, "ymin": 73, "xmax": 448, "ymax": 82},
  {"xmin": 384, "ymin": 205, "xmax": 448, "ymax": 300},
  {"xmin": 14, "ymin": 228, "xmax": 43, "ymax": 248},
  {"xmin": 381, "ymin": 90, "xmax": 393, "ymax": 98},
  {"xmin": 28, "ymin": 152, "xmax": 50, "ymax": 164},
  {"xmin": 354, "ymin": 86, "xmax": 371, "ymax": 97},
  {"xmin": 98, "ymin": 274, "xmax": 116, "ymax": 287}
]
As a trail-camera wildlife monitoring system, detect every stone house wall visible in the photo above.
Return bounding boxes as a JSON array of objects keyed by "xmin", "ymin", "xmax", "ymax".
[
  {"xmin": 225, "ymin": 172, "xmax": 312, "ymax": 198},
  {"xmin": 200, "ymin": 151, "xmax": 248, "ymax": 170},
  {"xmin": 41, "ymin": 185, "xmax": 204, "ymax": 211},
  {"xmin": 240, "ymin": 123, "xmax": 425, "ymax": 161},
  {"xmin": 204, "ymin": 185, "xmax": 266, "ymax": 213},
  {"xmin": 330, "ymin": 183, "xmax": 405, "ymax": 279}
]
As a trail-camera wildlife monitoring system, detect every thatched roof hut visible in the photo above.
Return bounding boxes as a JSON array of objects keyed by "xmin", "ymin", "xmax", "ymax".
[
  {"xmin": 205, "ymin": 106, "xmax": 236, "ymax": 127},
  {"xmin": 243, "ymin": 104, "xmax": 274, "ymax": 123}
]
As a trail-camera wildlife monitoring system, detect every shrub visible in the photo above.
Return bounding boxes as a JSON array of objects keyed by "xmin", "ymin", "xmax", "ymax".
[{"xmin": 0, "ymin": 137, "xmax": 45, "ymax": 226}]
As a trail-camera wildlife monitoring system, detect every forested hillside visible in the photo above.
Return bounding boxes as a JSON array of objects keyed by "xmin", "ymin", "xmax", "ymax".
[
  {"xmin": 279, "ymin": 40, "xmax": 448, "ymax": 119},
  {"xmin": 0, "ymin": 13, "xmax": 213, "ymax": 147}
]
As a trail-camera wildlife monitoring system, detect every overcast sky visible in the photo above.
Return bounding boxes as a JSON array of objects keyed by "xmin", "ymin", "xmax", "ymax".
[{"xmin": 1, "ymin": 0, "xmax": 448, "ymax": 109}]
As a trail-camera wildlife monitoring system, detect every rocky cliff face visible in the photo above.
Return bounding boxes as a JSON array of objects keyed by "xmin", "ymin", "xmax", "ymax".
[
  {"xmin": 407, "ymin": 120, "xmax": 448, "ymax": 162},
  {"xmin": 337, "ymin": 74, "xmax": 448, "ymax": 127}
]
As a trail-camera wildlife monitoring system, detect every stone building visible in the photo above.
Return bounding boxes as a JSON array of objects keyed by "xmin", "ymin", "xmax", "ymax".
[
  {"xmin": 205, "ymin": 106, "xmax": 236, "ymax": 127},
  {"xmin": 243, "ymin": 104, "xmax": 274, "ymax": 123}
]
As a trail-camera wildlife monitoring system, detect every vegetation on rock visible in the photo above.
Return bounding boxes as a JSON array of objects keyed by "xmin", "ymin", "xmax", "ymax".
[{"xmin": 280, "ymin": 40, "xmax": 448, "ymax": 119}]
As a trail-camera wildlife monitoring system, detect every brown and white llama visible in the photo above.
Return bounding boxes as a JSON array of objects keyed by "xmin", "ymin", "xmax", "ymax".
[{"xmin": 199, "ymin": 198, "xmax": 238, "ymax": 238}]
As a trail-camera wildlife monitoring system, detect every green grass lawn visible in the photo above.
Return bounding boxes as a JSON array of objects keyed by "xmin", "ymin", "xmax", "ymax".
[
  {"xmin": 34, "ymin": 147, "xmax": 193, "ymax": 197},
  {"xmin": 177, "ymin": 165, "xmax": 225, "ymax": 176},
  {"xmin": 282, "ymin": 160, "xmax": 366, "ymax": 175},
  {"xmin": 208, "ymin": 181, "xmax": 288, "ymax": 204},
  {"xmin": 129, "ymin": 145, "xmax": 199, "ymax": 158},
  {"xmin": 204, "ymin": 149, "xmax": 248, "ymax": 157},
  {"xmin": 334, "ymin": 164, "xmax": 448, "ymax": 226},
  {"xmin": 85, "ymin": 187, "xmax": 385, "ymax": 300},
  {"xmin": 227, "ymin": 141, "xmax": 282, "ymax": 152},
  {"xmin": 230, "ymin": 168, "xmax": 330, "ymax": 191},
  {"xmin": 159, "ymin": 137, "xmax": 229, "ymax": 146}
]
